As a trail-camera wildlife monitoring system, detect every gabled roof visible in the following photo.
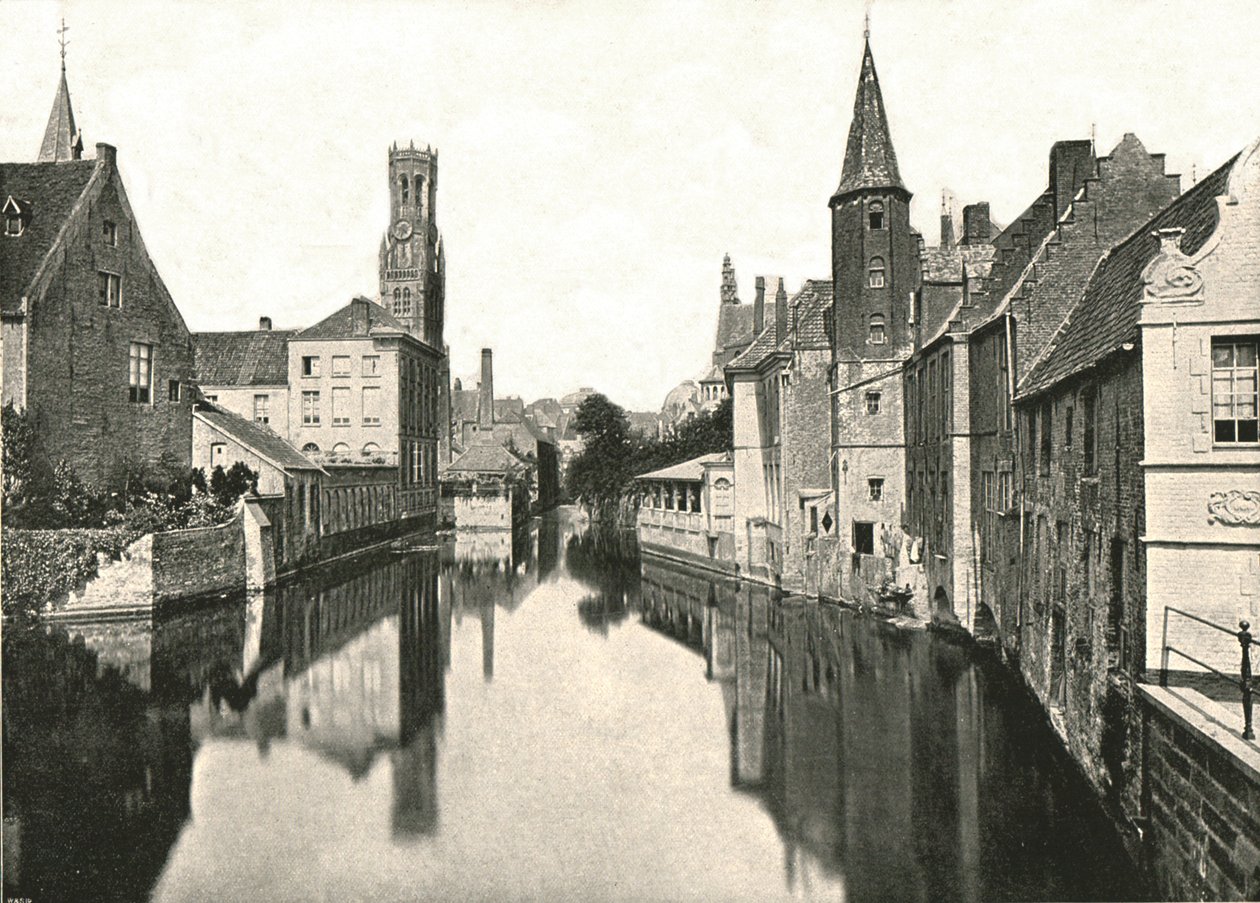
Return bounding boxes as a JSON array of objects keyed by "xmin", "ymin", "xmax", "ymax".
[
  {"xmin": 38, "ymin": 68, "xmax": 82, "ymax": 163},
  {"xmin": 443, "ymin": 442, "xmax": 524, "ymax": 476},
  {"xmin": 1019, "ymin": 153, "xmax": 1238, "ymax": 399},
  {"xmin": 714, "ymin": 303, "xmax": 756, "ymax": 355},
  {"xmin": 785, "ymin": 279, "xmax": 833, "ymax": 351},
  {"xmin": 0, "ymin": 160, "xmax": 97, "ymax": 314},
  {"xmin": 294, "ymin": 299, "xmax": 406, "ymax": 340},
  {"xmin": 194, "ymin": 405, "xmax": 323, "ymax": 473},
  {"xmin": 832, "ymin": 40, "xmax": 906, "ymax": 201},
  {"xmin": 193, "ymin": 330, "xmax": 295, "ymax": 386},
  {"xmin": 636, "ymin": 452, "xmax": 730, "ymax": 482}
]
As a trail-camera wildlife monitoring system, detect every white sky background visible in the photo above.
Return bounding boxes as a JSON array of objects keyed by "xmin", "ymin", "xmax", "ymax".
[{"xmin": 2, "ymin": 1, "xmax": 1257, "ymax": 412}]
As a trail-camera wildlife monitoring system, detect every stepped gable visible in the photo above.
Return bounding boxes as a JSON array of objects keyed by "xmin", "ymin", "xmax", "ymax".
[
  {"xmin": 0, "ymin": 160, "xmax": 97, "ymax": 313},
  {"xmin": 1019, "ymin": 153, "xmax": 1237, "ymax": 399},
  {"xmin": 192, "ymin": 330, "xmax": 295, "ymax": 386}
]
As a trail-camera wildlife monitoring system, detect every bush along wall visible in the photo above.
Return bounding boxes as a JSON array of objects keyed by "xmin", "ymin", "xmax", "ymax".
[{"xmin": 1, "ymin": 528, "xmax": 139, "ymax": 618}]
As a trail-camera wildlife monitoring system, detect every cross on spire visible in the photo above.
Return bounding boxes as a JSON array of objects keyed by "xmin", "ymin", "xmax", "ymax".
[{"xmin": 57, "ymin": 18, "xmax": 69, "ymax": 70}]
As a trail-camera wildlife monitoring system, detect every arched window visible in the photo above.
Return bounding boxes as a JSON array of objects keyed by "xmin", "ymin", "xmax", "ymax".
[
  {"xmin": 332, "ymin": 442, "xmax": 350, "ymax": 456},
  {"xmin": 402, "ymin": 287, "xmax": 412, "ymax": 316},
  {"xmin": 362, "ymin": 442, "xmax": 381, "ymax": 457},
  {"xmin": 869, "ymin": 256, "xmax": 886, "ymax": 288},
  {"xmin": 301, "ymin": 442, "xmax": 320, "ymax": 454},
  {"xmin": 869, "ymin": 314, "xmax": 886, "ymax": 345},
  {"xmin": 868, "ymin": 200, "xmax": 884, "ymax": 231},
  {"xmin": 400, "ymin": 175, "xmax": 410, "ymax": 202}
]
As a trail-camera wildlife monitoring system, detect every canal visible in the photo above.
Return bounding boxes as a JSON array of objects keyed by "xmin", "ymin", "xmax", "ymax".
[{"xmin": 3, "ymin": 508, "xmax": 1146, "ymax": 902}]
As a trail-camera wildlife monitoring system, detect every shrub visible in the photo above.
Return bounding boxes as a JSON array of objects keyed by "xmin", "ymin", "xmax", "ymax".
[{"xmin": 1, "ymin": 527, "xmax": 139, "ymax": 617}]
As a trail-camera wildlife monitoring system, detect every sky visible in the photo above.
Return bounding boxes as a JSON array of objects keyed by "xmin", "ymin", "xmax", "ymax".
[{"xmin": 3, "ymin": 1, "xmax": 1258, "ymax": 411}]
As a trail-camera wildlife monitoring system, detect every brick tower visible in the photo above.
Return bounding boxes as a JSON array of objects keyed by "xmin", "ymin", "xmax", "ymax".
[{"xmin": 379, "ymin": 141, "xmax": 445, "ymax": 351}]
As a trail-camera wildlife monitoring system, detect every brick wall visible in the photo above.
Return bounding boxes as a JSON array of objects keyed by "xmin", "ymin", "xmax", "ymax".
[
  {"xmin": 24, "ymin": 155, "xmax": 193, "ymax": 487},
  {"xmin": 453, "ymin": 492, "xmax": 513, "ymax": 530},
  {"xmin": 780, "ymin": 347, "xmax": 832, "ymax": 587},
  {"xmin": 1141, "ymin": 685, "xmax": 1260, "ymax": 901},
  {"xmin": 151, "ymin": 516, "xmax": 245, "ymax": 604}
]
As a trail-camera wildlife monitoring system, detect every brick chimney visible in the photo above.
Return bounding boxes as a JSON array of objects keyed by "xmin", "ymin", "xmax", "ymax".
[
  {"xmin": 962, "ymin": 203, "xmax": 991, "ymax": 245},
  {"xmin": 478, "ymin": 348, "xmax": 494, "ymax": 429},
  {"xmin": 774, "ymin": 279, "xmax": 788, "ymax": 344},
  {"xmin": 1049, "ymin": 139, "xmax": 1097, "ymax": 218},
  {"xmin": 258, "ymin": 316, "xmax": 272, "ymax": 331},
  {"xmin": 350, "ymin": 296, "xmax": 371, "ymax": 336},
  {"xmin": 940, "ymin": 198, "xmax": 956, "ymax": 250},
  {"xmin": 94, "ymin": 143, "xmax": 116, "ymax": 169},
  {"xmin": 753, "ymin": 277, "xmax": 766, "ymax": 334}
]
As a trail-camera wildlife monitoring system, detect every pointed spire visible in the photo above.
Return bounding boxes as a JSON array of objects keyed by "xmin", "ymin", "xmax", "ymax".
[
  {"xmin": 832, "ymin": 35, "xmax": 906, "ymax": 202},
  {"xmin": 38, "ymin": 19, "xmax": 83, "ymax": 162},
  {"xmin": 720, "ymin": 254, "xmax": 739, "ymax": 304}
]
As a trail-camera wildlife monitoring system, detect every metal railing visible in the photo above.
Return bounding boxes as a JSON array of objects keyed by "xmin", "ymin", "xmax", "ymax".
[{"xmin": 1161, "ymin": 606, "xmax": 1257, "ymax": 740}]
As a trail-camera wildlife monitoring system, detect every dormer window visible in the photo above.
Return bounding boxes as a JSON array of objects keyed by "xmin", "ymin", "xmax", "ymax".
[
  {"xmin": 869, "ymin": 257, "xmax": 886, "ymax": 289},
  {"xmin": 868, "ymin": 201, "xmax": 885, "ymax": 231},
  {"xmin": 3, "ymin": 197, "xmax": 25, "ymax": 237},
  {"xmin": 400, "ymin": 175, "xmax": 410, "ymax": 202}
]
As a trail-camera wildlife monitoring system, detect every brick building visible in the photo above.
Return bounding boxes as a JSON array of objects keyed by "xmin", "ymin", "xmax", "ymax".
[
  {"xmin": 2, "ymin": 63, "xmax": 193, "ymax": 486},
  {"xmin": 1011, "ymin": 141, "xmax": 1259, "ymax": 810}
]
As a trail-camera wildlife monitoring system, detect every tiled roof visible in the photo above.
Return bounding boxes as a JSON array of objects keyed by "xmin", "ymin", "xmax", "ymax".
[
  {"xmin": 785, "ymin": 279, "xmax": 833, "ymax": 351},
  {"xmin": 443, "ymin": 442, "xmax": 524, "ymax": 476},
  {"xmin": 833, "ymin": 40, "xmax": 906, "ymax": 200},
  {"xmin": 193, "ymin": 330, "xmax": 295, "ymax": 386},
  {"xmin": 715, "ymin": 303, "xmax": 756, "ymax": 355},
  {"xmin": 294, "ymin": 299, "xmax": 406, "ymax": 340},
  {"xmin": 195, "ymin": 406, "xmax": 323, "ymax": 472},
  {"xmin": 1019, "ymin": 154, "xmax": 1237, "ymax": 399},
  {"xmin": 726, "ymin": 321, "xmax": 781, "ymax": 371},
  {"xmin": 637, "ymin": 452, "xmax": 730, "ymax": 482},
  {"xmin": 0, "ymin": 159, "xmax": 97, "ymax": 314}
]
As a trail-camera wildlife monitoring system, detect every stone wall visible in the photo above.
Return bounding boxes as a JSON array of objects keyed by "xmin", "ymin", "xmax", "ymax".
[
  {"xmin": 1140, "ymin": 685, "xmax": 1260, "ymax": 901},
  {"xmin": 453, "ymin": 491, "xmax": 513, "ymax": 530},
  {"xmin": 150, "ymin": 516, "xmax": 245, "ymax": 603}
]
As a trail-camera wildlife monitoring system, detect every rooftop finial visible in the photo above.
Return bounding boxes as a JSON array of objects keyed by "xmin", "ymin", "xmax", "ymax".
[
  {"xmin": 57, "ymin": 17, "xmax": 69, "ymax": 70},
  {"xmin": 864, "ymin": 8, "xmax": 870, "ymax": 41}
]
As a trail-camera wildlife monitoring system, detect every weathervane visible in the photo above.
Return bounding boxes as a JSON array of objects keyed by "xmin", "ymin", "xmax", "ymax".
[
  {"xmin": 57, "ymin": 17, "xmax": 69, "ymax": 70},
  {"xmin": 864, "ymin": 8, "xmax": 871, "ymax": 40}
]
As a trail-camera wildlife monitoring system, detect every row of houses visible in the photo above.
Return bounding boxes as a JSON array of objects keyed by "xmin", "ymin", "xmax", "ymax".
[
  {"xmin": 2, "ymin": 58, "xmax": 451, "ymax": 572},
  {"xmin": 637, "ymin": 33, "xmax": 1260, "ymax": 829}
]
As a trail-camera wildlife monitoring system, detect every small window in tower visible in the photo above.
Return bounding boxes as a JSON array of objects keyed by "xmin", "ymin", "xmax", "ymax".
[
  {"xmin": 401, "ymin": 287, "xmax": 412, "ymax": 317},
  {"xmin": 400, "ymin": 175, "xmax": 410, "ymax": 202},
  {"xmin": 869, "ymin": 314, "xmax": 886, "ymax": 345},
  {"xmin": 869, "ymin": 257, "xmax": 886, "ymax": 289},
  {"xmin": 868, "ymin": 201, "xmax": 884, "ymax": 231}
]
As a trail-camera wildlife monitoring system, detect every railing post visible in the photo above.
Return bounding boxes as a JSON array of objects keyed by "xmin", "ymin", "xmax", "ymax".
[{"xmin": 1240, "ymin": 621, "xmax": 1255, "ymax": 741}]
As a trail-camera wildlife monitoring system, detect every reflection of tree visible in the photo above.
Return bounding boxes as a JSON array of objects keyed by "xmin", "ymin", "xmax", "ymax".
[{"xmin": 565, "ymin": 525, "xmax": 641, "ymax": 635}]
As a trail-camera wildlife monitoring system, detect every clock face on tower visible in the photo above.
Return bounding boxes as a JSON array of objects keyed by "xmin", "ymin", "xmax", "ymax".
[{"xmin": 393, "ymin": 220, "xmax": 413, "ymax": 241}]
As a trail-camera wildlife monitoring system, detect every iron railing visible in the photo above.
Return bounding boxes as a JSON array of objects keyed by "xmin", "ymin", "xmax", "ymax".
[{"xmin": 1161, "ymin": 606, "xmax": 1258, "ymax": 740}]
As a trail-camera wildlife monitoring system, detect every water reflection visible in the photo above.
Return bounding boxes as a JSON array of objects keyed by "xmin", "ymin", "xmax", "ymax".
[{"xmin": 3, "ymin": 510, "xmax": 1142, "ymax": 902}]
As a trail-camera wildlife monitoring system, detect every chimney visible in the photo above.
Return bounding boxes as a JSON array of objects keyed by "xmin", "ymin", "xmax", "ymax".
[
  {"xmin": 962, "ymin": 203, "xmax": 991, "ymax": 245},
  {"xmin": 753, "ymin": 277, "xmax": 766, "ymax": 334},
  {"xmin": 258, "ymin": 316, "xmax": 272, "ymax": 331},
  {"xmin": 774, "ymin": 279, "xmax": 788, "ymax": 344},
  {"xmin": 94, "ymin": 143, "xmax": 116, "ymax": 168},
  {"xmin": 478, "ymin": 348, "xmax": 494, "ymax": 429},
  {"xmin": 940, "ymin": 194, "xmax": 956, "ymax": 250},
  {"xmin": 1049, "ymin": 139, "xmax": 1097, "ymax": 218},
  {"xmin": 350, "ymin": 296, "xmax": 371, "ymax": 336}
]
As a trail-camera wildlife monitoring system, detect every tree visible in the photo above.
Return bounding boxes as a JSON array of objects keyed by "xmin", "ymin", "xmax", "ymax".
[{"xmin": 566, "ymin": 394, "xmax": 636, "ymax": 516}]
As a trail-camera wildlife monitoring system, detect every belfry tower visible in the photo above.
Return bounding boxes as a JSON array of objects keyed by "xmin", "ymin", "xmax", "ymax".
[{"xmin": 379, "ymin": 141, "xmax": 445, "ymax": 350}]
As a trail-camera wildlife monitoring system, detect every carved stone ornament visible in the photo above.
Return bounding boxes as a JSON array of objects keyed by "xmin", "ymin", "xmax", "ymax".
[
  {"xmin": 1141, "ymin": 227, "xmax": 1204, "ymax": 301},
  {"xmin": 1207, "ymin": 490, "xmax": 1260, "ymax": 526}
]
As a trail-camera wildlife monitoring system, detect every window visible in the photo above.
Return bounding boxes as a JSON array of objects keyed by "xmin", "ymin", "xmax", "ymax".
[
  {"xmin": 865, "ymin": 391, "xmax": 881, "ymax": 415},
  {"xmin": 869, "ymin": 314, "xmax": 886, "ymax": 345},
  {"xmin": 301, "ymin": 442, "xmax": 320, "ymax": 454},
  {"xmin": 400, "ymin": 288, "xmax": 412, "ymax": 317},
  {"xmin": 1083, "ymin": 387, "xmax": 1097, "ymax": 473},
  {"xmin": 253, "ymin": 394, "xmax": 270, "ymax": 424},
  {"xmin": 852, "ymin": 521, "xmax": 875, "ymax": 556},
  {"xmin": 363, "ymin": 442, "xmax": 381, "ymax": 458},
  {"xmin": 1212, "ymin": 339, "xmax": 1259, "ymax": 443},
  {"xmin": 98, "ymin": 272, "xmax": 121, "ymax": 307},
  {"xmin": 3, "ymin": 213, "xmax": 21, "ymax": 237},
  {"xmin": 362, "ymin": 386, "xmax": 381, "ymax": 425},
  {"xmin": 400, "ymin": 174, "xmax": 410, "ymax": 202},
  {"xmin": 168, "ymin": 380, "xmax": 181, "ymax": 402},
  {"xmin": 868, "ymin": 257, "xmax": 886, "ymax": 289},
  {"xmin": 1039, "ymin": 402, "xmax": 1052, "ymax": 475},
  {"xmin": 128, "ymin": 342, "xmax": 152, "ymax": 403},
  {"xmin": 942, "ymin": 350, "xmax": 952, "ymax": 431},
  {"xmin": 301, "ymin": 356, "xmax": 320, "ymax": 378},
  {"xmin": 332, "ymin": 442, "xmax": 351, "ymax": 456},
  {"xmin": 103, "ymin": 220, "xmax": 118, "ymax": 246},
  {"xmin": 362, "ymin": 355, "xmax": 380, "ymax": 377},
  {"xmin": 302, "ymin": 390, "xmax": 320, "ymax": 425},
  {"xmin": 210, "ymin": 443, "xmax": 227, "ymax": 469},
  {"xmin": 868, "ymin": 201, "xmax": 884, "ymax": 231},
  {"xmin": 332, "ymin": 387, "xmax": 351, "ymax": 426},
  {"xmin": 809, "ymin": 506, "xmax": 819, "ymax": 534},
  {"xmin": 412, "ymin": 440, "xmax": 422, "ymax": 484},
  {"xmin": 331, "ymin": 355, "xmax": 351, "ymax": 377},
  {"xmin": 868, "ymin": 478, "xmax": 884, "ymax": 501},
  {"xmin": 1064, "ymin": 404, "xmax": 1074, "ymax": 448}
]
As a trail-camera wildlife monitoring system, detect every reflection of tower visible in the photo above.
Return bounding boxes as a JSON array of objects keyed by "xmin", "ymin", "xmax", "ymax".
[
  {"xmin": 481, "ymin": 593, "xmax": 495, "ymax": 681},
  {"xmin": 536, "ymin": 512, "xmax": 560, "ymax": 579},
  {"xmin": 393, "ymin": 554, "xmax": 444, "ymax": 838},
  {"xmin": 732, "ymin": 588, "xmax": 770, "ymax": 786}
]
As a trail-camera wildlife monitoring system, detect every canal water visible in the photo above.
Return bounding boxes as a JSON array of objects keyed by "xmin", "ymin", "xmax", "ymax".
[{"xmin": 3, "ymin": 508, "xmax": 1145, "ymax": 902}]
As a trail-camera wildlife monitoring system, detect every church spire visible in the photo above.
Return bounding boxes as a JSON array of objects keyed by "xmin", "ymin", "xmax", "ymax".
[
  {"xmin": 832, "ymin": 34, "xmax": 906, "ymax": 203},
  {"xmin": 38, "ymin": 19, "xmax": 83, "ymax": 163}
]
